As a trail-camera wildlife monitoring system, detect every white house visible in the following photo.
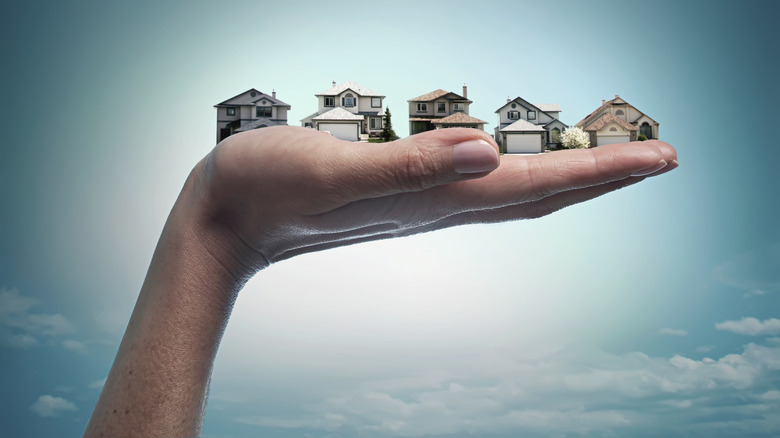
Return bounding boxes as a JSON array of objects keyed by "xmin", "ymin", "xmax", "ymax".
[
  {"xmin": 300, "ymin": 81, "xmax": 385, "ymax": 141},
  {"xmin": 407, "ymin": 86, "xmax": 486, "ymax": 135},
  {"xmin": 214, "ymin": 88, "xmax": 291, "ymax": 143},
  {"xmin": 494, "ymin": 97, "xmax": 567, "ymax": 153},
  {"xmin": 576, "ymin": 95, "xmax": 659, "ymax": 146}
]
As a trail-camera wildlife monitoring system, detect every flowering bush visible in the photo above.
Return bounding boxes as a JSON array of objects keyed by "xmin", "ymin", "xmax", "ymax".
[{"xmin": 560, "ymin": 126, "xmax": 590, "ymax": 149}]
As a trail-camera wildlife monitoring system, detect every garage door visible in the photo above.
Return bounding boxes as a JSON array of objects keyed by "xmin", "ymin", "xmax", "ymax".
[
  {"xmin": 318, "ymin": 123, "xmax": 359, "ymax": 142},
  {"xmin": 597, "ymin": 135, "xmax": 630, "ymax": 146},
  {"xmin": 506, "ymin": 133, "xmax": 542, "ymax": 153}
]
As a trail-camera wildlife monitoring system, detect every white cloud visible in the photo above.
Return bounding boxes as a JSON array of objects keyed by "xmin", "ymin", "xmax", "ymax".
[
  {"xmin": 659, "ymin": 328, "xmax": 689, "ymax": 336},
  {"xmin": 29, "ymin": 394, "xmax": 78, "ymax": 418},
  {"xmin": 88, "ymin": 378, "xmax": 107, "ymax": 390},
  {"xmin": 62, "ymin": 339, "xmax": 87, "ymax": 353},
  {"xmin": 712, "ymin": 243, "xmax": 780, "ymax": 294},
  {"xmin": 715, "ymin": 317, "xmax": 780, "ymax": 336},
  {"xmin": 0, "ymin": 287, "xmax": 75, "ymax": 347}
]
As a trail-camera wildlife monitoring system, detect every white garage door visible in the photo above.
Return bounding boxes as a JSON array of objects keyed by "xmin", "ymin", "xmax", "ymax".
[
  {"xmin": 597, "ymin": 135, "xmax": 630, "ymax": 146},
  {"xmin": 318, "ymin": 123, "xmax": 359, "ymax": 142},
  {"xmin": 506, "ymin": 133, "xmax": 542, "ymax": 153}
]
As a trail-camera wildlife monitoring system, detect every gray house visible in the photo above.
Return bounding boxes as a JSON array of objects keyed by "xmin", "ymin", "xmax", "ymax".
[
  {"xmin": 214, "ymin": 88, "xmax": 291, "ymax": 143},
  {"xmin": 494, "ymin": 97, "xmax": 567, "ymax": 153}
]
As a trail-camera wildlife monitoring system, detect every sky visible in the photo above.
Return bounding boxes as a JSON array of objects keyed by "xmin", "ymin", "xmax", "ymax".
[{"xmin": 1, "ymin": 0, "xmax": 779, "ymax": 436}]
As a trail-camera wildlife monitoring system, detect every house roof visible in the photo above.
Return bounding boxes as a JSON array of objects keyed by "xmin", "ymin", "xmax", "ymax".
[
  {"xmin": 312, "ymin": 107, "xmax": 365, "ymax": 121},
  {"xmin": 215, "ymin": 88, "xmax": 291, "ymax": 108},
  {"xmin": 576, "ymin": 95, "xmax": 656, "ymax": 128},
  {"xmin": 500, "ymin": 119, "xmax": 546, "ymax": 132},
  {"xmin": 495, "ymin": 97, "xmax": 546, "ymax": 115},
  {"xmin": 535, "ymin": 104, "xmax": 561, "ymax": 113},
  {"xmin": 431, "ymin": 112, "xmax": 487, "ymax": 125},
  {"xmin": 408, "ymin": 89, "xmax": 471, "ymax": 103},
  {"xmin": 235, "ymin": 118, "xmax": 287, "ymax": 132},
  {"xmin": 316, "ymin": 81, "xmax": 384, "ymax": 97},
  {"xmin": 582, "ymin": 113, "xmax": 638, "ymax": 132}
]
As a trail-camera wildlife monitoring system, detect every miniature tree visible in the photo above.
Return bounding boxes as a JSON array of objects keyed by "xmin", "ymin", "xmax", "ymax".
[
  {"xmin": 380, "ymin": 107, "xmax": 399, "ymax": 142},
  {"xmin": 560, "ymin": 126, "xmax": 590, "ymax": 149}
]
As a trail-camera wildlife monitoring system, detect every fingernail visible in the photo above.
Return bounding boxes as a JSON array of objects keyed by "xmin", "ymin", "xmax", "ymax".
[
  {"xmin": 631, "ymin": 159, "xmax": 668, "ymax": 177},
  {"xmin": 453, "ymin": 140, "xmax": 499, "ymax": 174}
]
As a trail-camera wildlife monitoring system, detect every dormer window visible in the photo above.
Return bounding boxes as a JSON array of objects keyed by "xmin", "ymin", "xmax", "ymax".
[
  {"xmin": 371, "ymin": 97, "xmax": 382, "ymax": 108},
  {"xmin": 527, "ymin": 110, "xmax": 536, "ymax": 120},
  {"xmin": 226, "ymin": 107, "xmax": 236, "ymax": 116},
  {"xmin": 417, "ymin": 103, "xmax": 428, "ymax": 112},
  {"xmin": 453, "ymin": 103, "xmax": 464, "ymax": 112},
  {"xmin": 256, "ymin": 106, "xmax": 272, "ymax": 117},
  {"xmin": 342, "ymin": 93, "xmax": 355, "ymax": 107},
  {"xmin": 508, "ymin": 111, "xmax": 519, "ymax": 120},
  {"xmin": 325, "ymin": 97, "xmax": 335, "ymax": 107}
]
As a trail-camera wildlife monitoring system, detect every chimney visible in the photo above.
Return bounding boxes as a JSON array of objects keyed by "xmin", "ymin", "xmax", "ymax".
[
  {"xmin": 614, "ymin": 94, "xmax": 619, "ymax": 99},
  {"xmin": 602, "ymin": 99, "xmax": 606, "ymax": 105},
  {"xmin": 272, "ymin": 89, "xmax": 276, "ymax": 99},
  {"xmin": 462, "ymin": 84, "xmax": 468, "ymax": 99},
  {"xmin": 332, "ymin": 80, "xmax": 336, "ymax": 87},
  {"xmin": 507, "ymin": 96, "xmax": 511, "ymax": 103}
]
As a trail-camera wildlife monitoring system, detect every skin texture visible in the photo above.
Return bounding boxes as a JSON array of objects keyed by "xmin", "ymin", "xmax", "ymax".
[{"xmin": 83, "ymin": 126, "xmax": 677, "ymax": 437}]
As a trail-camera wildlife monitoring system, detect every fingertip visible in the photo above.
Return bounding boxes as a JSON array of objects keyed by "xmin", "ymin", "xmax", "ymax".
[{"xmin": 452, "ymin": 139, "xmax": 500, "ymax": 174}]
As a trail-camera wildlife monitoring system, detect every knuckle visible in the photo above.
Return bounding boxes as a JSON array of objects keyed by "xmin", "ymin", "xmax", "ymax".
[{"xmin": 396, "ymin": 146, "xmax": 442, "ymax": 191}]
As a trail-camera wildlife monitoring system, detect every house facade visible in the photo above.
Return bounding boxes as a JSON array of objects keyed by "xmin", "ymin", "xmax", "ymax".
[
  {"xmin": 576, "ymin": 95, "xmax": 659, "ymax": 146},
  {"xmin": 300, "ymin": 81, "xmax": 385, "ymax": 141},
  {"xmin": 407, "ymin": 86, "xmax": 486, "ymax": 134},
  {"xmin": 214, "ymin": 88, "xmax": 291, "ymax": 143},
  {"xmin": 494, "ymin": 98, "xmax": 567, "ymax": 153}
]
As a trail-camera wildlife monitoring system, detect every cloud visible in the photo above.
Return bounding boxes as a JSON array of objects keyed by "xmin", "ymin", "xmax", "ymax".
[
  {"xmin": 659, "ymin": 328, "xmax": 689, "ymax": 336},
  {"xmin": 29, "ymin": 395, "xmax": 78, "ymax": 418},
  {"xmin": 222, "ymin": 341, "xmax": 780, "ymax": 437},
  {"xmin": 715, "ymin": 317, "xmax": 780, "ymax": 336},
  {"xmin": 62, "ymin": 339, "xmax": 87, "ymax": 353},
  {"xmin": 88, "ymin": 378, "xmax": 107, "ymax": 390},
  {"xmin": 0, "ymin": 287, "xmax": 75, "ymax": 347}
]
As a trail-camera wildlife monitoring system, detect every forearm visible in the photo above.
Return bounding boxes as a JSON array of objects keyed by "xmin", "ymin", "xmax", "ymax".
[{"xmin": 84, "ymin": 165, "xmax": 254, "ymax": 437}]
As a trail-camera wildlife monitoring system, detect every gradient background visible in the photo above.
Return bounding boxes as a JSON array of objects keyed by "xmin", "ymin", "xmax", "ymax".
[{"xmin": 2, "ymin": 0, "xmax": 779, "ymax": 436}]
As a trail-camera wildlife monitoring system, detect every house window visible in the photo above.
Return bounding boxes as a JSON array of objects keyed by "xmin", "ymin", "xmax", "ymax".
[
  {"xmin": 325, "ymin": 97, "xmax": 335, "ymax": 107},
  {"xmin": 342, "ymin": 93, "xmax": 355, "ymax": 107},
  {"xmin": 370, "ymin": 117, "xmax": 382, "ymax": 130},
  {"xmin": 226, "ymin": 107, "xmax": 236, "ymax": 116},
  {"xmin": 304, "ymin": 122, "xmax": 313, "ymax": 128},
  {"xmin": 527, "ymin": 110, "xmax": 536, "ymax": 120},
  {"xmin": 615, "ymin": 109, "xmax": 625, "ymax": 116},
  {"xmin": 371, "ymin": 97, "xmax": 381, "ymax": 108},
  {"xmin": 417, "ymin": 103, "xmax": 427, "ymax": 112},
  {"xmin": 511, "ymin": 103, "xmax": 516, "ymax": 109},
  {"xmin": 508, "ymin": 111, "xmax": 519, "ymax": 120},
  {"xmin": 437, "ymin": 102, "xmax": 446, "ymax": 113},
  {"xmin": 256, "ymin": 106, "xmax": 272, "ymax": 117},
  {"xmin": 453, "ymin": 103, "xmax": 464, "ymax": 112},
  {"xmin": 551, "ymin": 128, "xmax": 561, "ymax": 143},
  {"xmin": 609, "ymin": 127, "xmax": 618, "ymax": 132}
]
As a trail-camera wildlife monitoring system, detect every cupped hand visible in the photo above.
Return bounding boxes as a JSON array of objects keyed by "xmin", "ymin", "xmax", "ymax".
[{"xmin": 186, "ymin": 126, "xmax": 676, "ymax": 278}]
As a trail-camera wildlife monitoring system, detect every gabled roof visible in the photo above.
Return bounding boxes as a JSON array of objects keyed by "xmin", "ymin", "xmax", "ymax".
[
  {"xmin": 582, "ymin": 113, "xmax": 637, "ymax": 132},
  {"xmin": 535, "ymin": 104, "xmax": 561, "ymax": 113},
  {"xmin": 408, "ymin": 89, "xmax": 471, "ymax": 103},
  {"xmin": 316, "ymin": 81, "xmax": 384, "ymax": 97},
  {"xmin": 215, "ymin": 88, "xmax": 290, "ymax": 108},
  {"xmin": 500, "ymin": 119, "xmax": 546, "ymax": 132},
  {"xmin": 495, "ymin": 97, "xmax": 546, "ymax": 115},
  {"xmin": 576, "ymin": 95, "xmax": 655, "ymax": 127},
  {"xmin": 312, "ymin": 107, "xmax": 365, "ymax": 121},
  {"xmin": 431, "ymin": 113, "xmax": 487, "ymax": 125},
  {"xmin": 235, "ymin": 118, "xmax": 287, "ymax": 132}
]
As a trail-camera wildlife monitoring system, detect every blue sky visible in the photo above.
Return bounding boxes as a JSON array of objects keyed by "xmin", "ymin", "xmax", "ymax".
[{"xmin": 1, "ymin": 0, "xmax": 779, "ymax": 436}]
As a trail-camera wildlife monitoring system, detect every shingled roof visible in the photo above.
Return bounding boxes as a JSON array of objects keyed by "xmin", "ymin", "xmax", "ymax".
[
  {"xmin": 316, "ymin": 81, "xmax": 384, "ymax": 97},
  {"xmin": 215, "ymin": 88, "xmax": 291, "ymax": 108},
  {"xmin": 500, "ymin": 119, "xmax": 546, "ymax": 132},
  {"xmin": 431, "ymin": 113, "xmax": 487, "ymax": 125},
  {"xmin": 408, "ymin": 89, "xmax": 471, "ymax": 103},
  {"xmin": 312, "ymin": 107, "xmax": 365, "ymax": 121},
  {"xmin": 582, "ymin": 113, "xmax": 637, "ymax": 132}
]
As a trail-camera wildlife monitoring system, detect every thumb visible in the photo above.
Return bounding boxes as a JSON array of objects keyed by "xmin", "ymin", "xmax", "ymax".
[{"xmin": 328, "ymin": 128, "xmax": 500, "ymax": 201}]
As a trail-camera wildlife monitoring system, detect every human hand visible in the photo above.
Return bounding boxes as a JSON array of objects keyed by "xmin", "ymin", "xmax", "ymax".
[{"xmin": 185, "ymin": 126, "xmax": 677, "ymax": 282}]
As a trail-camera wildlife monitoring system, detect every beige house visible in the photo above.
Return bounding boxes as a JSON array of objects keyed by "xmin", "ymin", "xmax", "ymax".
[
  {"xmin": 407, "ymin": 86, "xmax": 486, "ymax": 135},
  {"xmin": 214, "ymin": 88, "xmax": 291, "ymax": 143},
  {"xmin": 300, "ymin": 81, "xmax": 385, "ymax": 141},
  {"xmin": 576, "ymin": 95, "xmax": 659, "ymax": 146},
  {"xmin": 494, "ymin": 97, "xmax": 567, "ymax": 153}
]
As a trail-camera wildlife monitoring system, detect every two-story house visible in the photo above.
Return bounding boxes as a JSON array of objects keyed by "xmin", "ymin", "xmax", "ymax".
[
  {"xmin": 300, "ymin": 81, "xmax": 385, "ymax": 141},
  {"xmin": 214, "ymin": 88, "xmax": 291, "ymax": 143},
  {"xmin": 576, "ymin": 95, "xmax": 659, "ymax": 146},
  {"xmin": 407, "ymin": 85, "xmax": 486, "ymax": 135},
  {"xmin": 494, "ymin": 97, "xmax": 568, "ymax": 154}
]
